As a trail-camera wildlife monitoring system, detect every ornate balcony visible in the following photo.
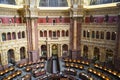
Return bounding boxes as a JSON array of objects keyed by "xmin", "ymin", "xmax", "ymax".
[{"xmin": 82, "ymin": 23, "xmax": 117, "ymax": 28}]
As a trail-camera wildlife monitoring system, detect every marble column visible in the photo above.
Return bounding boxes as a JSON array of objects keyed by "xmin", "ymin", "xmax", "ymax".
[
  {"xmin": 57, "ymin": 44, "xmax": 61, "ymax": 57},
  {"xmin": 0, "ymin": 33, "xmax": 2, "ymax": 42},
  {"xmin": 47, "ymin": 44, "xmax": 50, "ymax": 58},
  {"xmin": 50, "ymin": 44, "xmax": 52, "ymax": 57},
  {"xmin": 31, "ymin": 19, "xmax": 38, "ymax": 51},
  {"xmin": 61, "ymin": 44, "xmax": 62, "ymax": 57},
  {"xmin": 81, "ymin": 45, "xmax": 83, "ymax": 57},
  {"xmin": 25, "ymin": 48, "xmax": 28, "ymax": 58},
  {"xmin": 39, "ymin": 45, "xmax": 41, "ymax": 56},
  {"xmin": 73, "ymin": 18, "xmax": 77, "ymax": 50}
]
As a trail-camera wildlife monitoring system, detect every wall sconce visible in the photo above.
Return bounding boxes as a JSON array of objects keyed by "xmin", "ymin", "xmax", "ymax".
[
  {"xmin": 59, "ymin": 16, "xmax": 62, "ymax": 22},
  {"xmin": 104, "ymin": 14, "xmax": 109, "ymax": 22},
  {"xmin": 90, "ymin": 15, "xmax": 94, "ymax": 23},
  {"xmin": 14, "ymin": 15, "xmax": 16, "ymax": 23},
  {"xmin": 46, "ymin": 16, "xmax": 49, "ymax": 23}
]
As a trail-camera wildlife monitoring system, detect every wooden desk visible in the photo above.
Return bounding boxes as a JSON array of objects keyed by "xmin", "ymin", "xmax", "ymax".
[
  {"xmin": 63, "ymin": 68, "xmax": 77, "ymax": 76},
  {"xmin": 33, "ymin": 69, "xmax": 46, "ymax": 77}
]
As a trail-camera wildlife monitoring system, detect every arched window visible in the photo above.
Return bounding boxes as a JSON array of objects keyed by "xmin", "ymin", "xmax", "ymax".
[
  {"xmin": 22, "ymin": 31, "xmax": 25, "ymax": 38},
  {"xmin": 62, "ymin": 30, "xmax": 65, "ymax": 37},
  {"xmin": 66, "ymin": 30, "xmax": 69, "ymax": 37},
  {"xmin": 100, "ymin": 31, "xmax": 104, "ymax": 39},
  {"xmin": 18, "ymin": 32, "xmax": 21, "ymax": 39},
  {"xmin": 49, "ymin": 30, "xmax": 52, "ymax": 37},
  {"xmin": 106, "ymin": 49, "xmax": 113, "ymax": 63},
  {"xmin": 53, "ymin": 31, "xmax": 56, "ymax": 37},
  {"xmin": 96, "ymin": 31, "xmax": 99, "ymax": 39},
  {"xmin": 44, "ymin": 30, "xmax": 47, "ymax": 37},
  {"xmin": 12, "ymin": 32, "xmax": 16, "ymax": 39},
  {"xmin": 40, "ymin": 31, "xmax": 43, "ymax": 37},
  {"xmin": 111, "ymin": 32, "xmax": 116, "ymax": 40},
  {"xmin": 57, "ymin": 30, "xmax": 60, "ymax": 37},
  {"xmin": 87, "ymin": 30, "xmax": 90, "ymax": 38},
  {"xmin": 2, "ymin": 33, "xmax": 6, "ymax": 41},
  {"xmin": 7, "ymin": 32, "xmax": 11, "ymax": 40},
  {"xmin": 83, "ymin": 30, "xmax": 86, "ymax": 37},
  {"xmin": 92, "ymin": 31, "xmax": 95, "ymax": 38},
  {"xmin": 106, "ymin": 32, "xmax": 110, "ymax": 40}
]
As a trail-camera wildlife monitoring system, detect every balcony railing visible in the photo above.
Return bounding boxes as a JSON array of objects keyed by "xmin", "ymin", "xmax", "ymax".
[
  {"xmin": 39, "ymin": 37, "xmax": 69, "ymax": 41},
  {"xmin": 82, "ymin": 23, "xmax": 117, "ymax": 27},
  {"xmin": 90, "ymin": 0, "xmax": 120, "ymax": 5},
  {"xmin": 38, "ymin": 23, "xmax": 70, "ymax": 26},
  {"xmin": 82, "ymin": 22, "xmax": 117, "ymax": 25},
  {"xmin": 0, "ymin": 23, "xmax": 26, "ymax": 26}
]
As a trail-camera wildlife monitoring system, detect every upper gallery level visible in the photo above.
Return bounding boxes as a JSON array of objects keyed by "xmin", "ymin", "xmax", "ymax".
[
  {"xmin": 39, "ymin": 0, "xmax": 68, "ymax": 7},
  {"xmin": 90, "ymin": 0, "xmax": 120, "ymax": 5}
]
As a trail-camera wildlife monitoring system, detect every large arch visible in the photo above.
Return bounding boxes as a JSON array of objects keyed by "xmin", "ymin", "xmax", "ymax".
[
  {"xmin": 94, "ymin": 47, "xmax": 100, "ymax": 61},
  {"xmin": 106, "ymin": 49, "xmax": 113, "ymax": 63},
  {"xmin": 52, "ymin": 44, "xmax": 58, "ymax": 56},
  {"xmin": 20, "ymin": 47, "xmax": 26, "ymax": 60},
  {"xmin": 41, "ymin": 45, "xmax": 47, "ymax": 58},
  {"xmin": 62, "ymin": 44, "xmax": 68, "ymax": 57},
  {"xmin": 7, "ymin": 49, "xmax": 15, "ymax": 63},
  {"xmin": 83, "ymin": 45, "xmax": 88, "ymax": 58}
]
